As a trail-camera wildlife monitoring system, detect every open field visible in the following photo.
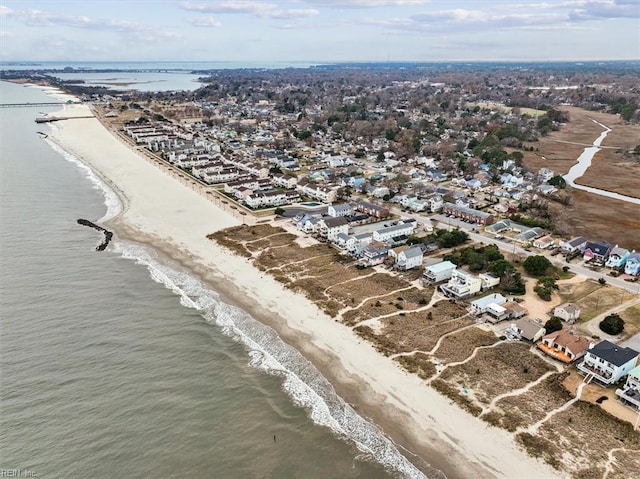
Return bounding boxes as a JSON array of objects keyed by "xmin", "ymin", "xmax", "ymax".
[
  {"xmin": 438, "ymin": 342, "xmax": 556, "ymax": 404},
  {"xmin": 557, "ymin": 282, "xmax": 628, "ymax": 322},
  {"xmin": 519, "ymin": 107, "xmax": 640, "ymax": 250},
  {"xmin": 533, "ymin": 401, "xmax": 640, "ymax": 477},
  {"xmin": 549, "ymin": 189, "xmax": 640, "ymax": 251},
  {"xmin": 483, "ymin": 372, "xmax": 572, "ymax": 432},
  {"xmin": 432, "ymin": 327, "xmax": 498, "ymax": 364},
  {"xmin": 618, "ymin": 304, "xmax": 640, "ymax": 339},
  {"xmin": 355, "ymin": 301, "xmax": 470, "ymax": 356}
]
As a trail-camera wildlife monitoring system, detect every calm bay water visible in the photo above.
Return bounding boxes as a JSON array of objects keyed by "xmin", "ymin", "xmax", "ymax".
[{"xmin": 0, "ymin": 81, "xmax": 419, "ymax": 478}]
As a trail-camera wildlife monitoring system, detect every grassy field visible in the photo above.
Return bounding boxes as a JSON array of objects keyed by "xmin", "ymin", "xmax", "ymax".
[
  {"xmin": 518, "ymin": 106, "xmax": 640, "ymax": 251},
  {"xmin": 619, "ymin": 304, "xmax": 640, "ymax": 339}
]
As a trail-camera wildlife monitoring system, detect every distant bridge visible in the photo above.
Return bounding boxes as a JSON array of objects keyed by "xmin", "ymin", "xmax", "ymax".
[{"xmin": 0, "ymin": 102, "xmax": 70, "ymax": 108}]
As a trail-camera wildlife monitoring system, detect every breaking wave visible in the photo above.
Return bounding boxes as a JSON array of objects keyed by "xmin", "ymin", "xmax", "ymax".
[
  {"xmin": 44, "ymin": 135, "xmax": 122, "ymax": 222},
  {"xmin": 111, "ymin": 240, "xmax": 428, "ymax": 479}
]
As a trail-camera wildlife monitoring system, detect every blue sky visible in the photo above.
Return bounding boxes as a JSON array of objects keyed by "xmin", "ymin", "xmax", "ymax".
[{"xmin": 1, "ymin": 1, "xmax": 638, "ymax": 62}]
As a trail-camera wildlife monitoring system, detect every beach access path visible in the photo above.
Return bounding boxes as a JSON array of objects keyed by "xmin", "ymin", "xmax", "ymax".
[{"xmin": 48, "ymin": 101, "xmax": 563, "ymax": 479}]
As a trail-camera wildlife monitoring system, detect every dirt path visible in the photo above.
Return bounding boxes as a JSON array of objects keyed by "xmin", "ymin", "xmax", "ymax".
[
  {"xmin": 426, "ymin": 340, "xmax": 505, "ymax": 384},
  {"xmin": 481, "ymin": 370, "xmax": 559, "ymax": 416},
  {"xmin": 521, "ymin": 381, "xmax": 586, "ymax": 435}
]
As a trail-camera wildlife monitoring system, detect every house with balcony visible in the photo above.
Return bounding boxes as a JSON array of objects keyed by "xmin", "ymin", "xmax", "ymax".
[
  {"xmin": 362, "ymin": 242, "xmax": 390, "ymax": 266},
  {"xmin": 537, "ymin": 329, "xmax": 590, "ymax": 364},
  {"xmin": 615, "ymin": 365, "xmax": 640, "ymax": 410},
  {"xmin": 395, "ymin": 245, "xmax": 424, "ymax": 270},
  {"xmin": 319, "ymin": 217, "xmax": 349, "ymax": 242},
  {"xmin": 507, "ymin": 318, "xmax": 546, "ymax": 342},
  {"xmin": 605, "ymin": 246, "xmax": 631, "ymax": 269},
  {"xmin": 577, "ymin": 340, "xmax": 639, "ymax": 385},
  {"xmin": 440, "ymin": 271, "xmax": 499, "ymax": 299},
  {"xmin": 470, "ymin": 293, "xmax": 507, "ymax": 316},
  {"xmin": 441, "ymin": 270, "xmax": 482, "ymax": 298},
  {"xmin": 423, "ymin": 260, "xmax": 457, "ymax": 284},
  {"xmin": 625, "ymin": 252, "xmax": 640, "ymax": 276}
]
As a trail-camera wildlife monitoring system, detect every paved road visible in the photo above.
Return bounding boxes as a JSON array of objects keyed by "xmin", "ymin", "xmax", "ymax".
[{"xmin": 394, "ymin": 209, "xmax": 640, "ymax": 295}]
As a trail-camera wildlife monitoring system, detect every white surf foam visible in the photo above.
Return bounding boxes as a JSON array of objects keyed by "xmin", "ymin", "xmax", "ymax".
[
  {"xmin": 111, "ymin": 239, "xmax": 428, "ymax": 479},
  {"xmin": 44, "ymin": 135, "xmax": 123, "ymax": 223}
]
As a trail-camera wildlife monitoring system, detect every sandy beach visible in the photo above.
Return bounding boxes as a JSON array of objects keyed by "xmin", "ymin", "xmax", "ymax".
[{"xmin": 47, "ymin": 100, "xmax": 564, "ymax": 479}]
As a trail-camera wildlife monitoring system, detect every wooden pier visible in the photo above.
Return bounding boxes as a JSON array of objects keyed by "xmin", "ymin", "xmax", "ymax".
[{"xmin": 0, "ymin": 102, "xmax": 70, "ymax": 108}]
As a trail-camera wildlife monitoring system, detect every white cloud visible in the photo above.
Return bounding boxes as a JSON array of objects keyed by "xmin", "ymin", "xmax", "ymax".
[
  {"xmin": 304, "ymin": 0, "xmax": 431, "ymax": 7},
  {"xmin": 180, "ymin": 1, "xmax": 318, "ymax": 19},
  {"xmin": 1, "ymin": 6, "xmax": 180, "ymax": 42},
  {"xmin": 189, "ymin": 16, "xmax": 222, "ymax": 27}
]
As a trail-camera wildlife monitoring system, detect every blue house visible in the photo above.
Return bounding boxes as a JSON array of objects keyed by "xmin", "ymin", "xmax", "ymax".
[
  {"xmin": 624, "ymin": 252, "xmax": 640, "ymax": 276},
  {"xmin": 605, "ymin": 247, "xmax": 631, "ymax": 269}
]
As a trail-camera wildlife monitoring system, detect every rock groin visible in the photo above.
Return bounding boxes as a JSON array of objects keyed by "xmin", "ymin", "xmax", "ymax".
[{"xmin": 77, "ymin": 219, "xmax": 113, "ymax": 251}]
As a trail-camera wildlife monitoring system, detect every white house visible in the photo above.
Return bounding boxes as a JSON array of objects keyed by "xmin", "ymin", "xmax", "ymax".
[
  {"xmin": 470, "ymin": 293, "xmax": 507, "ymax": 316},
  {"xmin": 422, "ymin": 261, "xmax": 457, "ymax": 284},
  {"xmin": 553, "ymin": 303, "xmax": 581, "ymax": 323},
  {"xmin": 533, "ymin": 235, "xmax": 555, "ymax": 250},
  {"xmin": 396, "ymin": 245, "xmax": 424, "ymax": 270},
  {"xmin": 559, "ymin": 236, "xmax": 587, "ymax": 254},
  {"xmin": 508, "ymin": 318, "xmax": 546, "ymax": 342},
  {"xmin": 327, "ymin": 203, "xmax": 354, "ymax": 218},
  {"xmin": 372, "ymin": 223, "xmax": 415, "ymax": 243},
  {"xmin": 577, "ymin": 340, "xmax": 639, "ymax": 385},
  {"xmin": 615, "ymin": 365, "xmax": 640, "ymax": 410},
  {"xmin": 319, "ymin": 216, "xmax": 350, "ymax": 242}
]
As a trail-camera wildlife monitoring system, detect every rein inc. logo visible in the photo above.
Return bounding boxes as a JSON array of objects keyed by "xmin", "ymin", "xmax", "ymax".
[{"xmin": 0, "ymin": 470, "xmax": 37, "ymax": 477}]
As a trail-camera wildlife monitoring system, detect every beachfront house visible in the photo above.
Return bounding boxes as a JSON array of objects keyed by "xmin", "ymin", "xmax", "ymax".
[
  {"xmin": 362, "ymin": 242, "xmax": 390, "ymax": 266},
  {"xmin": 537, "ymin": 329, "xmax": 590, "ymax": 363},
  {"xmin": 625, "ymin": 253, "xmax": 640, "ymax": 276},
  {"xmin": 422, "ymin": 261, "xmax": 457, "ymax": 284},
  {"xmin": 395, "ymin": 245, "xmax": 424, "ymax": 271},
  {"xmin": 441, "ymin": 271, "xmax": 499, "ymax": 299},
  {"xmin": 553, "ymin": 303, "xmax": 581, "ymax": 324},
  {"xmin": 577, "ymin": 340, "xmax": 640, "ymax": 385},
  {"xmin": 605, "ymin": 247, "xmax": 631, "ymax": 269},
  {"xmin": 470, "ymin": 293, "xmax": 507, "ymax": 317},
  {"xmin": 318, "ymin": 217, "xmax": 350, "ymax": 242},
  {"xmin": 507, "ymin": 318, "xmax": 546, "ymax": 342},
  {"xmin": 615, "ymin": 365, "xmax": 640, "ymax": 410}
]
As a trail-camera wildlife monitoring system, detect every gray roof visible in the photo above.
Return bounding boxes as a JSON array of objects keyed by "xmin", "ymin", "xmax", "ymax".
[
  {"xmin": 323, "ymin": 216, "xmax": 349, "ymax": 228},
  {"xmin": 588, "ymin": 340, "xmax": 639, "ymax": 367},
  {"xmin": 402, "ymin": 246, "xmax": 424, "ymax": 259}
]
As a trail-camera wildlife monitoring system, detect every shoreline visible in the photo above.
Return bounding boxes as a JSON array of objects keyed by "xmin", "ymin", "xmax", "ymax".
[{"xmin": 46, "ymin": 101, "xmax": 563, "ymax": 479}]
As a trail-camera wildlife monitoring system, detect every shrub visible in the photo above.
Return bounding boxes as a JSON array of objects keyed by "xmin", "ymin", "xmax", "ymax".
[
  {"xmin": 523, "ymin": 255, "xmax": 552, "ymax": 276},
  {"xmin": 599, "ymin": 314, "xmax": 625, "ymax": 335},
  {"xmin": 545, "ymin": 317, "xmax": 563, "ymax": 334}
]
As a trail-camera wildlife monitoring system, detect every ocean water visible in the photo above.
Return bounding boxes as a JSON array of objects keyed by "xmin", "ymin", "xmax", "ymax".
[
  {"xmin": 1, "ymin": 61, "xmax": 323, "ymax": 92},
  {"xmin": 0, "ymin": 81, "xmax": 426, "ymax": 478}
]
